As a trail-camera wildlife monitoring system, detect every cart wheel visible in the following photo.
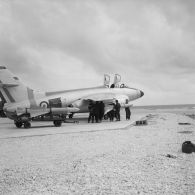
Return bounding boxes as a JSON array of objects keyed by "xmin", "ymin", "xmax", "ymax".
[
  {"xmin": 53, "ymin": 120, "xmax": 62, "ymax": 127},
  {"xmin": 24, "ymin": 121, "xmax": 31, "ymax": 129},
  {"xmin": 15, "ymin": 121, "xmax": 23, "ymax": 128}
]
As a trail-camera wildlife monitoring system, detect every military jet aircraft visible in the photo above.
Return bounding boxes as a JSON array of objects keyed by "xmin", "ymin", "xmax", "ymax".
[{"xmin": 0, "ymin": 66, "xmax": 144, "ymax": 128}]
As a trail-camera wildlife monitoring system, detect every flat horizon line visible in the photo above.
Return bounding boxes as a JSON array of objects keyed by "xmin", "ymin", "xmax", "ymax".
[{"xmin": 134, "ymin": 103, "xmax": 195, "ymax": 108}]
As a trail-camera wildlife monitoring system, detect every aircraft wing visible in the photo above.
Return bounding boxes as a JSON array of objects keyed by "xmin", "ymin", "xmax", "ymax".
[
  {"xmin": 82, "ymin": 93, "xmax": 129, "ymax": 105},
  {"xmin": 82, "ymin": 93, "xmax": 117, "ymax": 102},
  {"xmin": 71, "ymin": 93, "xmax": 129, "ymax": 114}
]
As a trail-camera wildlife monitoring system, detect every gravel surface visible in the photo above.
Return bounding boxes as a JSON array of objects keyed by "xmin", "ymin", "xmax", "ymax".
[{"xmin": 0, "ymin": 112, "xmax": 194, "ymax": 194}]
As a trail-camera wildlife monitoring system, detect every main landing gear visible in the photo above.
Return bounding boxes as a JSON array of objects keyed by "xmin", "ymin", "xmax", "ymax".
[{"xmin": 69, "ymin": 113, "xmax": 74, "ymax": 119}]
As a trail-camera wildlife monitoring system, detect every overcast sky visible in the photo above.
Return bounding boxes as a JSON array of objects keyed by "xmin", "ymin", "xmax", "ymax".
[{"xmin": 0, "ymin": 0, "xmax": 195, "ymax": 105}]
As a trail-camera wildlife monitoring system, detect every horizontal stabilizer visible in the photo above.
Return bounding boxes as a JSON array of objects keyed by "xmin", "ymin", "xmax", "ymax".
[{"xmin": 0, "ymin": 83, "xmax": 19, "ymax": 88}]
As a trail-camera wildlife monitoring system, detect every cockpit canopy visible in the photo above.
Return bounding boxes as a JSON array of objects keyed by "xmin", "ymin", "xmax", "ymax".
[
  {"xmin": 106, "ymin": 74, "xmax": 130, "ymax": 89},
  {"xmin": 110, "ymin": 83, "xmax": 129, "ymax": 88},
  {"xmin": 119, "ymin": 83, "xmax": 129, "ymax": 88}
]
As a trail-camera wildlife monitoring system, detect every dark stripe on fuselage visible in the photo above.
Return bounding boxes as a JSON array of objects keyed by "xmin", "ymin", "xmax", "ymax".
[
  {"xmin": 27, "ymin": 87, "xmax": 37, "ymax": 108},
  {"xmin": 2, "ymin": 87, "xmax": 15, "ymax": 103},
  {"xmin": 0, "ymin": 90, "xmax": 7, "ymax": 103}
]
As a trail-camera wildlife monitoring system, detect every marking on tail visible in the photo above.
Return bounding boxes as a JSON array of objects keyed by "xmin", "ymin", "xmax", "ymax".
[
  {"xmin": 0, "ymin": 79, "xmax": 15, "ymax": 103},
  {"xmin": 0, "ymin": 90, "xmax": 7, "ymax": 103},
  {"xmin": 2, "ymin": 87, "xmax": 15, "ymax": 103}
]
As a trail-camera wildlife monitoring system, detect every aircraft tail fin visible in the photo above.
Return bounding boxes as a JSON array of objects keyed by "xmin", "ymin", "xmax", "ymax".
[
  {"xmin": 108, "ymin": 74, "xmax": 122, "ymax": 88},
  {"xmin": 104, "ymin": 74, "xmax": 110, "ymax": 88},
  {"xmin": 0, "ymin": 66, "xmax": 31, "ymax": 104},
  {"xmin": 114, "ymin": 74, "xmax": 121, "ymax": 84}
]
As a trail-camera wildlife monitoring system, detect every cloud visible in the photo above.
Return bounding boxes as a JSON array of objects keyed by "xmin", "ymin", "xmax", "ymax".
[{"xmin": 0, "ymin": 0, "xmax": 195, "ymax": 105}]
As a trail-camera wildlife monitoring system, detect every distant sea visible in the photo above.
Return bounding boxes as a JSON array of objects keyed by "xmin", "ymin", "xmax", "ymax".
[
  {"xmin": 132, "ymin": 104, "xmax": 195, "ymax": 116},
  {"xmin": 134, "ymin": 104, "xmax": 195, "ymax": 110}
]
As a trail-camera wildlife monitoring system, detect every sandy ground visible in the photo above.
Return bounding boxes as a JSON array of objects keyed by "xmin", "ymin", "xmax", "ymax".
[{"xmin": 0, "ymin": 109, "xmax": 194, "ymax": 195}]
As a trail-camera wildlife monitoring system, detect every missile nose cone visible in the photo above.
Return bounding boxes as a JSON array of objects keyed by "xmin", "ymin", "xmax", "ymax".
[{"xmin": 140, "ymin": 90, "xmax": 144, "ymax": 97}]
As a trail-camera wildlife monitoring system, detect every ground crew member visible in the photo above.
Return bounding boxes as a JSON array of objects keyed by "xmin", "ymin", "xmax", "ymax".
[
  {"xmin": 107, "ymin": 103, "xmax": 115, "ymax": 122},
  {"xmin": 99, "ymin": 101, "xmax": 105, "ymax": 121},
  {"xmin": 125, "ymin": 99, "xmax": 131, "ymax": 120},
  {"xmin": 94, "ymin": 101, "xmax": 100, "ymax": 123},
  {"xmin": 115, "ymin": 100, "xmax": 121, "ymax": 121},
  {"xmin": 88, "ymin": 101, "xmax": 95, "ymax": 123}
]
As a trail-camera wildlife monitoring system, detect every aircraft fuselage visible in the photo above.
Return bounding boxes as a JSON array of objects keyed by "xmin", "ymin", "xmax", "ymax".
[{"xmin": 4, "ymin": 86, "xmax": 143, "ymax": 119}]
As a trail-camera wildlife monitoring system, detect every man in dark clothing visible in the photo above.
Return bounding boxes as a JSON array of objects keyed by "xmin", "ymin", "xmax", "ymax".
[
  {"xmin": 115, "ymin": 100, "xmax": 121, "ymax": 121},
  {"xmin": 88, "ymin": 101, "xmax": 95, "ymax": 123},
  {"xmin": 125, "ymin": 99, "xmax": 131, "ymax": 120},
  {"xmin": 107, "ymin": 109, "xmax": 114, "ymax": 121},
  {"xmin": 110, "ymin": 103, "xmax": 116, "ymax": 121},
  {"xmin": 99, "ymin": 101, "xmax": 105, "ymax": 121},
  {"xmin": 94, "ymin": 101, "xmax": 100, "ymax": 123}
]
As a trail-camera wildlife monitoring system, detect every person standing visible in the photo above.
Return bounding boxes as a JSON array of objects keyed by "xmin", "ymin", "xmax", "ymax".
[
  {"xmin": 99, "ymin": 101, "xmax": 105, "ymax": 122},
  {"xmin": 107, "ymin": 103, "xmax": 115, "ymax": 122},
  {"xmin": 88, "ymin": 101, "xmax": 95, "ymax": 123},
  {"xmin": 125, "ymin": 99, "xmax": 131, "ymax": 120},
  {"xmin": 115, "ymin": 100, "xmax": 121, "ymax": 121},
  {"xmin": 94, "ymin": 101, "xmax": 100, "ymax": 123}
]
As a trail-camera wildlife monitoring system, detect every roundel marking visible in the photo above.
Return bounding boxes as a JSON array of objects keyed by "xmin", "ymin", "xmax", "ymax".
[{"xmin": 40, "ymin": 101, "xmax": 49, "ymax": 108}]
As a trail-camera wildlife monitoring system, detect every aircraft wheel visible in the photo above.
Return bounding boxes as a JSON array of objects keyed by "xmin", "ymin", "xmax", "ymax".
[
  {"xmin": 69, "ymin": 113, "xmax": 74, "ymax": 119},
  {"xmin": 24, "ymin": 121, "xmax": 31, "ymax": 129},
  {"xmin": 53, "ymin": 120, "xmax": 62, "ymax": 127},
  {"xmin": 15, "ymin": 121, "xmax": 23, "ymax": 128}
]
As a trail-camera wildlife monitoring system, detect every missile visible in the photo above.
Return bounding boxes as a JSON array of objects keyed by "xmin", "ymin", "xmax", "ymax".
[
  {"xmin": 28, "ymin": 107, "xmax": 80, "ymax": 116},
  {"xmin": 49, "ymin": 107, "xmax": 79, "ymax": 114},
  {"xmin": 5, "ymin": 106, "xmax": 80, "ymax": 117}
]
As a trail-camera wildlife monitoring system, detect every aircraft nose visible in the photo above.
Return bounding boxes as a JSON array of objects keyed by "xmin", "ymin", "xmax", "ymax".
[{"xmin": 140, "ymin": 90, "xmax": 144, "ymax": 97}]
